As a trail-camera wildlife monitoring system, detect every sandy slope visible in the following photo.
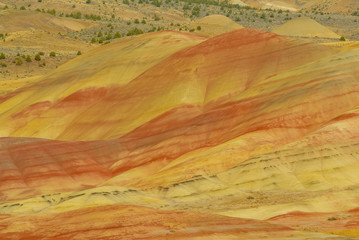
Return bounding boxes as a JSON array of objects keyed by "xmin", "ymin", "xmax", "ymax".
[
  {"xmin": 272, "ymin": 17, "xmax": 340, "ymax": 39},
  {"xmin": 192, "ymin": 14, "xmax": 244, "ymax": 37}
]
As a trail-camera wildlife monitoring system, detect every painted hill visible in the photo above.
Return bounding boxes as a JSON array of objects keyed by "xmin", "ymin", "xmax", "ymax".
[
  {"xmin": 191, "ymin": 14, "xmax": 244, "ymax": 37},
  {"xmin": 0, "ymin": 31, "xmax": 206, "ymax": 140},
  {"xmin": 1, "ymin": 28, "xmax": 359, "ymax": 239},
  {"xmin": 272, "ymin": 17, "xmax": 340, "ymax": 39},
  {"xmin": 0, "ymin": 29, "xmax": 335, "ymax": 141}
]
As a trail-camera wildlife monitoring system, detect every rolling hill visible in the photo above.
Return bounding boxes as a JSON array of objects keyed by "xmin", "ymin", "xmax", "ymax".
[
  {"xmin": 243, "ymin": 0, "xmax": 359, "ymax": 14},
  {"xmin": 272, "ymin": 17, "xmax": 340, "ymax": 39},
  {"xmin": 1, "ymin": 28, "xmax": 359, "ymax": 239},
  {"xmin": 192, "ymin": 14, "xmax": 244, "ymax": 37}
]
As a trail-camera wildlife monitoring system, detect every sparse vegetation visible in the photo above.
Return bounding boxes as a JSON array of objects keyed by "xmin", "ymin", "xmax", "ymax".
[
  {"xmin": 47, "ymin": 9, "xmax": 56, "ymax": 16},
  {"xmin": 126, "ymin": 27, "xmax": 143, "ymax": 36}
]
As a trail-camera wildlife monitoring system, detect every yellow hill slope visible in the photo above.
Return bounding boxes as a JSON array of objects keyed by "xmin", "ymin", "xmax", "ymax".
[
  {"xmin": 192, "ymin": 14, "xmax": 244, "ymax": 37},
  {"xmin": 0, "ymin": 29, "xmax": 337, "ymax": 141},
  {"xmin": 272, "ymin": 17, "xmax": 340, "ymax": 39},
  {"xmin": 0, "ymin": 31, "xmax": 207, "ymax": 140}
]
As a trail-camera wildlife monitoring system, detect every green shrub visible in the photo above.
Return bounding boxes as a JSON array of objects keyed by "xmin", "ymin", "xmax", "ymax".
[
  {"xmin": 0, "ymin": 53, "xmax": 5, "ymax": 59},
  {"xmin": 35, "ymin": 54, "xmax": 41, "ymax": 61},
  {"xmin": 339, "ymin": 36, "xmax": 346, "ymax": 41},
  {"xmin": 49, "ymin": 52, "xmax": 56, "ymax": 57},
  {"xmin": 77, "ymin": 50, "xmax": 82, "ymax": 55},
  {"xmin": 98, "ymin": 37, "xmax": 105, "ymax": 43},
  {"xmin": 196, "ymin": 26, "xmax": 201, "ymax": 30},
  {"xmin": 126, "ymin": 27, "xmax": 143, "ymax": 36},
  {"xmin": 153, "ymin": 14, "xmax": 160, "ymax": 21},
  {"xmin": 113, "ymin": 32, "xmax": 121, "ymax": 38},
  {"xmin": 15, "ymin": 58, "xmax": 23, "ymax": 65},
  {"xmin": 47, "ymin": 9, "xmax": 56, "ymax": 16},
  {"xmin": 26, "ymin": 55, "xmax": 32, "ymax": 62},
  {"xmin": 328, "ymin": 216, "xmax": 339, "ymax": 221}
]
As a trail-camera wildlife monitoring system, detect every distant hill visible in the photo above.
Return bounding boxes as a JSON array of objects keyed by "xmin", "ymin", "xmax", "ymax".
[
  {"xmin": 272, "ymin": 17, "xmax": 340, "ymax": 39},
  {"xmin": 0, "ymin": 10, "xmax": 94, "ymax": 33},
  {"xmin": 242, "ymin": 0, "xmax": 359, "ymax": 14},
  {"xmin": 192, "ymin": 14, "xmax": 244, "ymax": 37},
  {"xmin": 302, "ymin": 0, "xmax": 359, "ymax": 14},
  {"xmin": 242, "ymin": 0, "xmax": 308, "ymax": 11}
]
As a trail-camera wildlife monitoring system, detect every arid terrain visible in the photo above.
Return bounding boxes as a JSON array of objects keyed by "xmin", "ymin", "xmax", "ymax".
[{"xmin": 1, "ymin": 0, "xmax": 359, "ymax": 239}]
